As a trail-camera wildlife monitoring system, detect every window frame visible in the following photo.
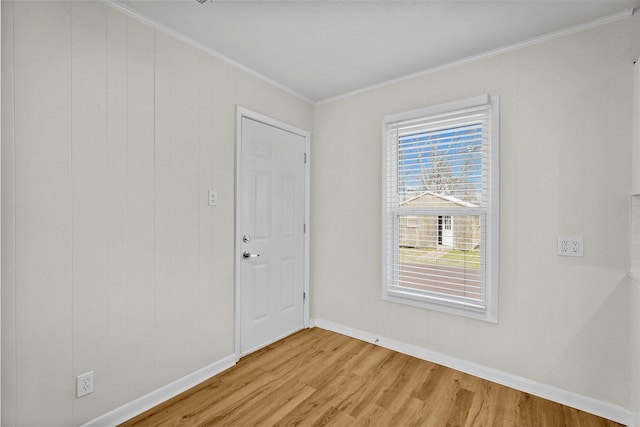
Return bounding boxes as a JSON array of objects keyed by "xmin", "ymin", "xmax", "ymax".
[{"xmin": 381, "ymin": 95, "xmax": 500, "ymax": 323}]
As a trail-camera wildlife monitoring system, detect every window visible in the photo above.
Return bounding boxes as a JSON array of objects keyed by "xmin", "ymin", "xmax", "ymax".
[
  {"xmin": 382, "ymin": 95, "xmax": 499, "ymax": 322},
  {"xmin": 406, "ymin": 217, "xmax": 419, "ymax": 228}
]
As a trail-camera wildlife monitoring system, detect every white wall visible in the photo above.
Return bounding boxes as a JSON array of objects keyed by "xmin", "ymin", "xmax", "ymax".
[
  {"xmin": 631, "ymin": 197, "xmax": 640, "ymax": 425},
  {"xmin": 3, "ymin": 0, "xmax": 640, "ymax": 424},
  {"xmin": 0, "ymin": 1, "xmax": 313, "ymax": 425},
  {"xmin": 631, "ymin": 57, "xmax": 640, "ymax": 427},
  {"xmin": 312, "ymin": 16, "xmax": 639, "ymax": 410}
]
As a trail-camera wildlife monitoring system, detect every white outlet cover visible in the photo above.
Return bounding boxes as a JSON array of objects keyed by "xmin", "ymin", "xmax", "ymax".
[
  {"xmin": 557, "ymin": 236, "xmax": 584, "ymax": 257},
  {"xmin": 77, "ymin": 371, "xmax": 94, "ymax": 398}
]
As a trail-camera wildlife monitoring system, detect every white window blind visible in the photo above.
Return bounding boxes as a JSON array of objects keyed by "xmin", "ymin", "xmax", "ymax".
[{"xmin": 382, "ymin": 95, "xmax": 499, "ymax": 322}]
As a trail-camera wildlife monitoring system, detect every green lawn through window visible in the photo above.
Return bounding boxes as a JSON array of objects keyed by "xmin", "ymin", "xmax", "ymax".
[{"xmin": 399, "ymin": 247, "xmax": 480, "ymax": 269}]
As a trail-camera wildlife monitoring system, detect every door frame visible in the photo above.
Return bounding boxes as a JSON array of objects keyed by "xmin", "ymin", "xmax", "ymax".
[{"xmin": 234, "ymin": 106, "xmax": 310, "ymax": 361}]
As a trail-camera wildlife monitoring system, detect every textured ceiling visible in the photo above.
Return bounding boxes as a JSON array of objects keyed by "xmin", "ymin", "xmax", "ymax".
[{"xmin": 114, "ymin": 1, "xmax": 638, "ymax": 102}]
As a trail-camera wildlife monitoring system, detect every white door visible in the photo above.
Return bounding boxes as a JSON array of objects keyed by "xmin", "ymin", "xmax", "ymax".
[
  {"xmin": 439, "ymin": 215, "xmax": 453, "ymax": 248},
  {"xmin": 238, "ymin": 115, "xmax": 306, "ymax": 356}
]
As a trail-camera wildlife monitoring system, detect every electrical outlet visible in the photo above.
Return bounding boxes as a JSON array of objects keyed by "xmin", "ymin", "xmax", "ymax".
[
  {"xmin": 76, "ymin": 371, "xmax": 93, "ymax": 398},
  {"xmin": 208, "ymin": 190, "xmax": 218, "ymax": 206},
  {"xmin": 571, "ymin": 239, "xmax": 581, "ymax": 254},
  {"xmin": 558, "ymin": 236, "xmax": 584, "ymax": 257}
]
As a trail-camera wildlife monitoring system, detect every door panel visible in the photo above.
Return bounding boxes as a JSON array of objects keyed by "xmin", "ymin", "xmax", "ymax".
[
  {"xmin": 239, "ymin": 116, "xmax": 306, "ymax": 355},
  {"xmin": 442, "ymin": 215, "xmax": 453, "ymax": 248}
]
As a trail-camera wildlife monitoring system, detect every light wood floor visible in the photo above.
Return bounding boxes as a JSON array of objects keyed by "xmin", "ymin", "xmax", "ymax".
[{"xmin": 121, "ymin": 327, "xmax": 621, "ymax": 426}]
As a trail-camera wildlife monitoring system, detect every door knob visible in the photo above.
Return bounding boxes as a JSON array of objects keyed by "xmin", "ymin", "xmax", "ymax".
[{"xmin": 243, "ymin": 251, "xmax": 259, "ymax": 258}]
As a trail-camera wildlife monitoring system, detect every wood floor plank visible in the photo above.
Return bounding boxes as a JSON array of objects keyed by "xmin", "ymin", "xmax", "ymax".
[
  {"xmin": 388, "ymin": 396, "xmax": 427, "ymax": 426},
  {"xmin": 348, "ymin": 352, "xmax": 409, "ymax": 418},
  {"xmin": 202, "ymin": 374, "xmax": 303, "ymax": 426},
  {"xmin": 120, "ymin": 328, "xmax": 623, "ymax": 427},
  {"xmin": 462, "ymin": 380, "xmax": 501, "ymax": 427},
  {"xmin": 351, "ymin": 344, "xmax": 395, "ymax": 377},
  {"xmin": 312, "ymin": 408, "xmax": 356, "ymax": 427},
  {"xmin": 350, "ymin": 403, "xmax": 394, "ymax": 427},
  {"xmin": 444, "ymin": 388, "xmax": 474, "ymax": 427}
]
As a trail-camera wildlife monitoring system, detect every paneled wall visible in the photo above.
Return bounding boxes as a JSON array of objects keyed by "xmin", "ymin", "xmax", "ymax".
[
  {"xmin": 632, "ymin": 60, "xmax": 640, "ymax": 427},
  {"xmin": 632, "ymin": 196, "xmax": 640, "ymax": 425},
  {"xmin": 3, "ymin": 0, "xmax": 640, "ymax": 425},
  {"xmin": 0, "ymin": 1, "xmax": 313, "ymax": 425},
  {"xmin": 312, "ymin": 15, "xmax": 638, "ymax": 411}
]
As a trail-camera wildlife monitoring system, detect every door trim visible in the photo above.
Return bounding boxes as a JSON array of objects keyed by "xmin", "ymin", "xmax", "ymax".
[{"xmin": 234, "ymin": 106, "xmax": 310, "ymax": 361}]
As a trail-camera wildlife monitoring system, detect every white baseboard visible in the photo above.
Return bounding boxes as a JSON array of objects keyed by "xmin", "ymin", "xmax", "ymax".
[
  {"xmin": 313, "ymin": 318, "xmax": 632, "ymax": 427},
  {"xmin": 82, "ymin": 354, "xmax": 236, "ymax": 427}
]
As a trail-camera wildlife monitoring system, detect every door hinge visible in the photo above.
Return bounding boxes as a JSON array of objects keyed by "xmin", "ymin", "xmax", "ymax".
[
  {"xmin": 303, "ymin": 223, "xmax": 306, "ymax": 234},
  {"xmin": 304, "ymin": 152, "xmax": 307, "ymax": 164},
  {"xmin": 303, "ymin": 292, "xmax": 306, "ymax": 303}
]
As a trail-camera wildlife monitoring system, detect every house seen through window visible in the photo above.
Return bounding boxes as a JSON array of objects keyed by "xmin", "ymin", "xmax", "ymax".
[{"xmin": 382, "ymin": 95, "xmax": 499, "ymax": 322}]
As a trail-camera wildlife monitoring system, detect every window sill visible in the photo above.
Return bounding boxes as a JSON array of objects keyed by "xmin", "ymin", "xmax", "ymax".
[{"xmin": 382, "ymin": 292, "xmax": 498, "ymax": 324}]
